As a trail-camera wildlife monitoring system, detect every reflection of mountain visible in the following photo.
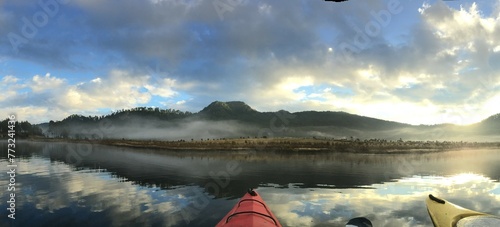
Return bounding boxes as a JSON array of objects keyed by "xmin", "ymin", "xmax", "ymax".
[
  {"xmin": 19, "ymin": 142, "xmax": 393, "ymax": 196},
  {"xmin": 10, "ymin": 142, "xmax": 500, "ymax": 198},
  {"xmin": 41, "ymin": 101, "xmax": 500, "ymax": 141}
]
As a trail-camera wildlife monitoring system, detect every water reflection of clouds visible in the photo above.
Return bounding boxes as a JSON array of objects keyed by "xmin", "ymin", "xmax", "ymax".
[
  {"xmin": 0, "ymin": 158, "xmax": 206, "ymax": 226},
  {"xmin": 258, "ymin": 173, "xmax": 500, "ymax": 227},
  {"xmin": 2, "ymin": 144, "xmax": 500, "ymax": 226}
]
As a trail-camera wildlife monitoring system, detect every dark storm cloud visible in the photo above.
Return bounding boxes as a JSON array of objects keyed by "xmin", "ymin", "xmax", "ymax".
[
  {"xmin": 1, "ymin": 0, "xmax": 404, "ymax": 103},
  {"xmin": 2, "ymin": 0, "xmax": 390, "ymax": 75}
]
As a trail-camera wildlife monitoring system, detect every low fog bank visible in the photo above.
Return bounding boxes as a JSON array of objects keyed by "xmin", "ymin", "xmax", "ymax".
[
  {"xmin": 106, "ymin": 120, "xmax": 260, "ymax": 140},
  {"xmin": 41, "ymin": 101, "xmax": 500, "ymax": 142},
  {"xmin": 49, "ymin": 119, "xmax": 261, "ymax": 141},
  {"xmin": 45, "ymin": 116, "xmax": 499, "ymax": 142},
  {"xmin": 289, "ymin": 126, "xmax": 500, "ymax": 142}
]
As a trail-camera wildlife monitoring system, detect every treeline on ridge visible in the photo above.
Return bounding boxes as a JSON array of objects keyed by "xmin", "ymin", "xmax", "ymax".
[
  {"xmin": 47, "ymin": 107, "xmax": 193, "ymax": 138},
  {"xmin": 0, "ymin": 118, "xmax": 44, "ymax": 138}
]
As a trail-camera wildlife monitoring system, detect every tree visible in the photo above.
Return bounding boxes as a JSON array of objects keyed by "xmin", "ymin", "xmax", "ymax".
[{"xmin": 61, "ymin": 129, "xmax": 70, "ymax": 139}]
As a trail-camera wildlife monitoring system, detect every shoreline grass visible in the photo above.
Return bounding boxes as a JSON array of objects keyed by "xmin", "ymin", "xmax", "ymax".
[{"xmin": 19, "ymin": 137, "xmax": 500, "ymax": 154}]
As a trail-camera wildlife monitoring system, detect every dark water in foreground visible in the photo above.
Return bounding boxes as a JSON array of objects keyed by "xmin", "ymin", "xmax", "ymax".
[{"xmin": 1, "ymin": 142, "xmax": 500, "ymax": 227}]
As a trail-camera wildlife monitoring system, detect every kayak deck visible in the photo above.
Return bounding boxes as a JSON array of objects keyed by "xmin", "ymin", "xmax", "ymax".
[
  {"xmin": 216, "ymin": 189, "xmax": 282, "ymax": 227},
  {"xmin": 426, "ymin": 194, "xmax": 500, "ymax": 227}
]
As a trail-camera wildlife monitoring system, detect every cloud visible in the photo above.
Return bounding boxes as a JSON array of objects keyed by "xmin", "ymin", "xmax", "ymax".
[
  {"xmin": 60, "ymin": 70, "xmax": 152, "ymax": 110},
  {"xmin": 2, "ymin": 75, "xmax": 18, "ymax": 83},
  {"xmin": 0, "ymin": 75, "xmax": 20, "ymax": 102},
  {"xmin": 0, "ymin": 69, "xmax": 186, "ymax": 123},
  {"xmin": 3, "ymin": 0, "xmax": 385, "ymax": 70},
  {"xmin": 31, "ymin": 73, "xmax": 65, "ymax": 93},
  {"xmin": 229, "ymin": 0, "xmax": 500, "ymax": 124},
  {"xmin": 0, "ymin": 105, "xmax": 51, "ymax": 122},
  {"xmin": 144, "ymin": 78, "xmax": 177, "ymax": 98},
  {"xmin": 2, "ymin": 0, "xmax": 500, "ymax": 124}
]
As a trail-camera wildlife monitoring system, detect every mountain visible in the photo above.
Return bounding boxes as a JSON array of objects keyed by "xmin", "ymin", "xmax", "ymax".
[
  {"xmin": 290, "ymin": 111, "xmax": 409, "ymax": 130},
  {"xmin": 42, "ymin": 101, "xmax": 500, "ymax": 141},
  {"xmin": 469, "ymin": 113, "xmax": 500, "ymax": 135},
  {"xmin": 196, "ymin": 101, "xmax": 409, "ymax": 130},
  {"xmin": 199, "ymin": 101, "xmax": 258, "ymax": 120}
]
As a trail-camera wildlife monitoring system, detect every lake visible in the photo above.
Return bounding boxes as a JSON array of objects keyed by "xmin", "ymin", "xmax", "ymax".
[{"xmin": 1, "ymin": 141, "xmax": 500, "ymax": 226}]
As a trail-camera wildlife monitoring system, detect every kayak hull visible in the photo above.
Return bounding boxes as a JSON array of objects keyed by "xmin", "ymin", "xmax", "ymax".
[
  {"xmin": 216, "ymin": 189, "xmax": 282, "ymax": 227},
  {"xmin": 426, "ymin": 194, "xmax": 500, "ymax": 227}
]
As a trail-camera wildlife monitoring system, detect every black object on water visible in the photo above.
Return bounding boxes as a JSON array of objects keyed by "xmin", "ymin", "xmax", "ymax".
[{"xmin": 346, "ymin": 217, "xmax": 373, "ymax": 227}]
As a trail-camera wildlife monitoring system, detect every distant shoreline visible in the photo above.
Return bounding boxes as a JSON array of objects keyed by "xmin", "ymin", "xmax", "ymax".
[{"xmin": 19, "ymin": 137, "xmax": 500, "ymax": 154}]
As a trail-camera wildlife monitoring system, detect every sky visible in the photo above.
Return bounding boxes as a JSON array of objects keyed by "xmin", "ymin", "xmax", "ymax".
[{"xmin": 1, "ymin": 0, "xmax": 500, "ymax": 125}]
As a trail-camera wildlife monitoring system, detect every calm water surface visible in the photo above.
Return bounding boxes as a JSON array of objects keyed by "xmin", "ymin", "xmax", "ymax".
[{"xmin": 1, "ymin": 141, "xmax": 500, "ymax": 227}]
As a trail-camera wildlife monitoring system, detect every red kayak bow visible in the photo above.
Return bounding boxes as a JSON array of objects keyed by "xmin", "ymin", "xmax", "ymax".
[{"xmin": 216, "ymin": 189, "xmax": 282, "ymax": 227}]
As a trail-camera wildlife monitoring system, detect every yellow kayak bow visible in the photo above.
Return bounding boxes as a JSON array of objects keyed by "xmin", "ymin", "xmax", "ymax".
[{"xmin": 426, "ymin": 194, "xmax": 500, "ymax": 227}]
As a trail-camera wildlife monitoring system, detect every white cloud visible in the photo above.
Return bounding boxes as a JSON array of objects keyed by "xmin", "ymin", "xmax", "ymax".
[
  {"xmin": 2, "ymin": 75, "xmax": 18, "ymax": 83},
  {"xmin": 231, "ymin": 1, "xmax": 500, "ymax": 125},
  {"xmin": 59, "ymin": 70, "xmax": 152, "ymax": 111},
  {"xmin": 0, "ymin": 90, "xmax": 15, "ymax": 103},
  {"xmin": 91, "ymin": 77, "xmax": 102, "ymax": 83},
  {"xmin": 0, "ymin": 69, "xmax": 186, "ymax": 123},
  {"xmin": 0, "ymin": 106, "xmax": 52, "ymax": 123},
  {"xmin": 0, "ymin": 75, "xmax": 24, "ymax": 103},
  {"xmin": 248, "ymin": 75, "xmax": 315, "ymax": 110},
  {"xmin": 31, "ymin": 73, "xmax": 65, "ymax": 93},
  {"xmin": 2, "ymin": 0, "xmax": 500, "ymax": 125},
  {"xmin": 144, "ymin": 77, "xmax": 177, "ymax": 98}
]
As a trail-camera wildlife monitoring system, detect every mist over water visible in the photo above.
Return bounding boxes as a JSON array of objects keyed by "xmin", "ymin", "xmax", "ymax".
[
  {"xmin": 48, "ymin": 120, "xmax": 500, "ymax": 143},
  {"xmin": 47, "ymin": 118, "xmax": 261, "ymax": 140},
  {"xmin": 40, "ymin": 101, "xmax": 500, "ymax": 142},
  {"xmin": 104, "ymin": 120, "xmax": 259, "ymax": 140},
  {"xmin": 45, "ymin": 115, "xmax": 500, "ymax": 142},
  {"xmin": 1, "ymin": 142, "xmax": 500, "ymax": 226}
]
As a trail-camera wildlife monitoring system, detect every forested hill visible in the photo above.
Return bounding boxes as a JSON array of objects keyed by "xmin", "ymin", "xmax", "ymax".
[
  {"xmin": 44, "ymin": 107, "xmax": 193, "ymax": 138},
  {"xmin": 37, "ymin": 101, "xmax": 500, "ymax": 141},
  {"xmin": 0, "ymin": 118, "xmax": 44, "ymax": 138},
  {"xmin": 197, "ymin": 101, "xmax": 409, "ymax": 130}
]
